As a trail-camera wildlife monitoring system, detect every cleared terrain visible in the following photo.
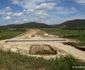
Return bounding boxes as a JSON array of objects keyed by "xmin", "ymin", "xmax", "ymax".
[{"xmin": 0, "ymin": 29, "xmax": 85, "ymax": 61}]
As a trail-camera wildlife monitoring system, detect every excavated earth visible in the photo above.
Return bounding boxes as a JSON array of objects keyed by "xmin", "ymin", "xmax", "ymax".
[{"xmin": 0, "ymin": 29, "xmax": 85, "ymax": 60}]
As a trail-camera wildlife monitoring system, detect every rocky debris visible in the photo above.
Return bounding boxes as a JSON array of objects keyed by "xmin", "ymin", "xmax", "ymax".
[{"xmin": 29, "ymin": 44, "xmax": 57, "ymax": 55}]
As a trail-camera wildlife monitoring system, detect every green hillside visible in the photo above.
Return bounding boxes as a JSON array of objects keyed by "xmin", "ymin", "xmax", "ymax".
[
  {"xmin": 0, "ymin": 22, "xmax": 52, "ymax": 28},
  {"xmin": 59, "ymin": 19, "xmax": 85, "ymax": 28}
]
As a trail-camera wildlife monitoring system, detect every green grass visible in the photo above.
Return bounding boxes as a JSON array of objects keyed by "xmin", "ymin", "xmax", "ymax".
[
  {"xmin": 0, "ymin": 50, "xmax": 85, "ymax": 70},
  {"xmin": 0, "ymin": 30, "xmax": 25, "ymax": 40},
  {"xmin": 42, "ymin": 28, "xmax": 85, "ymax": 36},
  {"xmin": 42, "ymin": 28, "xmax": 85, "ymax": 46}
]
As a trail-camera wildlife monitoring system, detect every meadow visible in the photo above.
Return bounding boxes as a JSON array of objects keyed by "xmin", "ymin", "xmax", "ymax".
[
  {"xmin": 42, "ymin": 28, "xmax": 85, "ymax": 46},
  {"xmin": 0, "ymin": 28, "xmax": 25, "ymax": 40},
  {"xmin": 0, "ymin": 50, "xmax": 85, "ymax": 70}
]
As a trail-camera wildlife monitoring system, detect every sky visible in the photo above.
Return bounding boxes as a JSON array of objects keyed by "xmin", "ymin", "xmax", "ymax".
[{"xmin": 0, "ymin": 0, "xmax": 85, "ymax": 25}]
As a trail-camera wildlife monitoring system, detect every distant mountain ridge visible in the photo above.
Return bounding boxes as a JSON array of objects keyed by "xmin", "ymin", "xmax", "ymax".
[
  {"xmin": 0, "ymin": 22, "xmax": 52, "ymax": 28},
  {"xmin": 59, "ymin": 19, "xmax": 85, "ymax": 28},
  {"xmin": 1, "ymin": 19, "xmax": 85, "ymax": 28}
]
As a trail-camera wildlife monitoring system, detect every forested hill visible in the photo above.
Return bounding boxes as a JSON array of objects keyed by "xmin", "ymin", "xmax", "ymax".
[
  {"xmin": 0, "ymin": 22, "xmax": 52, "ymax": 28},
  {"xmin": 1, "ymin": 19, "xmax": 85, "ymax": 29},
  {"xmin": 59, "ymin": 19, "xmax": 85, "ymax": 28}
]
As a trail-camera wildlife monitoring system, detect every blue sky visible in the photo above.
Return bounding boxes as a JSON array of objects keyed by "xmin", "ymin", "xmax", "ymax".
[{"xmin": 0, "ymin": 0, "xmax": 85, "ymax": 25}]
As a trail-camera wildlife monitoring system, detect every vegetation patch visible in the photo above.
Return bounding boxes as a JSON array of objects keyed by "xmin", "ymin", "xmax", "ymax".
[
  {"xmin": 42, "ymin": 28, "xmax": 85, "ymax": 46},
  {"xmin": 0, "ymin": 50, "xmax": 85, "ymax": 70},
  {"xmin": 0, "ymin": 28, "xmax": 25, "ymax": 40}
]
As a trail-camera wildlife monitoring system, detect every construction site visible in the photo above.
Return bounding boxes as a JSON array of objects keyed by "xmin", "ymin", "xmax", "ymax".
[{"xmin": 0, "ymin": 29, "xmax": 85, "ymax": 60}]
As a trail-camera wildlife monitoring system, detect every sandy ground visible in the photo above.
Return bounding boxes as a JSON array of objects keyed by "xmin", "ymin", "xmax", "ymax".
[{"xmin": 0, "ymin": 29, "xmax": 85, "ymax": 60}]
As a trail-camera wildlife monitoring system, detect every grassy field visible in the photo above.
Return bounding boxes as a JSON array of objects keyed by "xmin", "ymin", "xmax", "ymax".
[
  {"xmin": 0, "ymin": 50, "xmax": 85, "ymax": 70},
  {"xmin": 0, "ymin": 29, "xmax": 25, "ymax": 40},
  {"xmin": 42, "ymin": 28, "xmax": 85, "ymax": 46}
]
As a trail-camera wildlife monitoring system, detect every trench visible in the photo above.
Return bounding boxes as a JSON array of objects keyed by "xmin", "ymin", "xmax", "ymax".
[{"xmin": 63, "ymin": 42, "xmax": 85, "ymax": 51}]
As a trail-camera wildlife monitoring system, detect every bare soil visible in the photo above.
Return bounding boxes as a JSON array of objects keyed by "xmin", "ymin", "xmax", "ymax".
[{"xmin": 0, "ymin": 29, "xmax": 85, "ymax": 60}]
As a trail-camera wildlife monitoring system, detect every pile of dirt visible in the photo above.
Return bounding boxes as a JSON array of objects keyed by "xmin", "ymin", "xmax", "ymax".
[{"xmin": 29, "ymin": 44, "xmax": 57, "ymax": 55}]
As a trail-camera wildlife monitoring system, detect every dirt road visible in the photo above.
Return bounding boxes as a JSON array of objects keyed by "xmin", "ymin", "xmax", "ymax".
[{"xmin": 0, "ymin": 29, "xmax": 85, "ymax": 60}]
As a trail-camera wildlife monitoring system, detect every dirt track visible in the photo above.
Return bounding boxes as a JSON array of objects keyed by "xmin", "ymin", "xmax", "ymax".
[{"xmin": 0, "ymin": 29, "xmax": 85, "ymax": 60}]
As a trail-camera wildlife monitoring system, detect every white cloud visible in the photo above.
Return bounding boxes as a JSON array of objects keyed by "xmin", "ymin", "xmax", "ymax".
[
  {"xmin": 5, "ymin": 6, "xmax": 11, "ymax": 11},
  {"xmin": 26, "ymin": 9, "xmax": 34, "ymax": 13},
  {"xmin": 23, "ymin": 19, "xmax": 28, "ymax": 22},
  {"xmin": 75, "ymin": 0, "xmax": 85, "ymax": 4},
  {"xmin": 12, "ymin": 0, "xmax": 56, "ymax": 20},
  {"xmin": 23, "ymin": 2, "xmax": 56, "ymax": 19},
  {"xmin": 0, "ymin": 11, "xmax": 5, "ymax": 15},
  {"xmin": 55, "ymin": 7, "xmax": 77, "ymax": 15},
  {"xmin": 36, "ymin": 2, "xmax": 56, "ymax": 10},
  {"xmin": 35, "ymin": 11, "xmax": 47, "ymax": 18},
  {"xmin": 4, "ymin": 16, "xmax": 11, "ymax": 20},
  {"xmin": 12, "ymin": 0, "xmax": 19, "ymax": 4},
  {"xmin": 12, "ymin": 0, "xmax": 45, "ymax": 9},
  {"xmin": 0, "ymin": 6, "xmax": 11, "ymax": 16},
  {"xmin": 6, "ymin": 12, "xmax": 13, "ymax": 15},
  {"xmin": 15, "ymin": 20, "xmax": 19, "ymax": 23},
  {"xmin": 13, "ymin": 12, "xmax": 23, "ymax": 17}
]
